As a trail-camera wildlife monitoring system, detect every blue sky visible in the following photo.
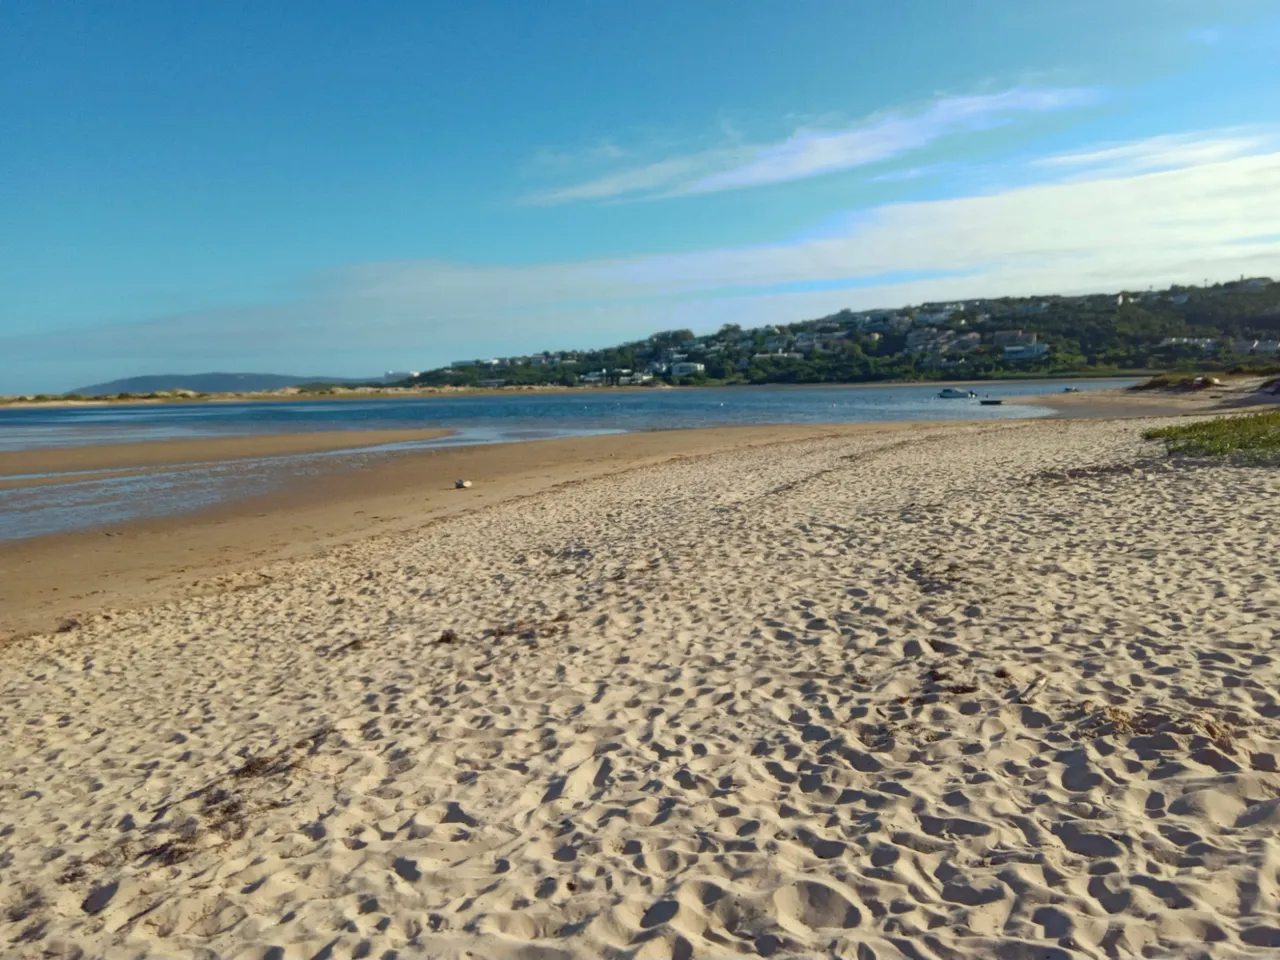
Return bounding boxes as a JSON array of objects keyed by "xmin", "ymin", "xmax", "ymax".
[{"xmin": 3, "ymin": 1, "xmax": 1280, "ymax": 391}]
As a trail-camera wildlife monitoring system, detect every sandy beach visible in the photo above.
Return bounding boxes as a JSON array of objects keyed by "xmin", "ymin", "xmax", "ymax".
[
  {"xmin": 0, "ymin": 424, "xmax": 893, "ymax": 641},
  {"xmin": 1, "ymin": 414, "xmax": 1279, "ymax": 959},
  {"xmin": 1012, "ymin": 375, "xmax": 1280, "ymax": 419}
]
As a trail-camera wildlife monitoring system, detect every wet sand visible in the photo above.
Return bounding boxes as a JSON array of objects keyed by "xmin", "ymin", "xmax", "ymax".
[
  {"xmin": 0, "ymin": 428, "xmax": 454, "ymax": 480},
  {"xmin": 0, "ymin": 423, "xmax": 910, "ymax": 640}
]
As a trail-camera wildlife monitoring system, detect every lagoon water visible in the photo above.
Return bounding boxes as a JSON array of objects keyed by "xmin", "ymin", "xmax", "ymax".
[
  {"xmin": 0, "ymin": 380, "xmax": 1131, "ymax": 540},
  {"xmin": 0, "ymin": 380, "xmax": 1132, "ymax": 451}
]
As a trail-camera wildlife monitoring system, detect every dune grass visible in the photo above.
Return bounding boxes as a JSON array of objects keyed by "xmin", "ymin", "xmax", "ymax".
[{"xmin": 1144, "ymin": 410, "xmax": 1280, "ymax": 461}]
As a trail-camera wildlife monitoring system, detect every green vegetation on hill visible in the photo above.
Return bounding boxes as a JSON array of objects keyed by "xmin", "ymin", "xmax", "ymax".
[{"xmin": 411, "ymin": 277, "xmax": 1280, "ymax": 389}]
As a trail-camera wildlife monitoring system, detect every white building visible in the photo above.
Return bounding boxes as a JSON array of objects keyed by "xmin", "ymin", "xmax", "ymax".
[
  {"xmin": 1159, "ymin": 337, "xmax": 1217, "ymax": 352},
  {"xmin": 907, "ymin": 328, "xmax": 955, "ymax": 353},
  {"xmin": 670, "ymin": 362, "xmax": 706, "ymax": 377},
  {"xmin": 914, "ymin": 309, "xmax": 955, "ymax": 325},
  {"xmin": 752, "ymin": 352, "xmax": 804, "ymax": 362},
  {"xmin": 1003, "ymin": 343, "xmax": 1050, "ymax": 362}
]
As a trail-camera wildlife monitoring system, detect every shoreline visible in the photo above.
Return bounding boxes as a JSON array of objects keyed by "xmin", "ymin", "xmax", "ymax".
[
  {"xmin": 0, "ymin": 375, "xmax": 1142, "ymax": 409},
  {"xmin": 0, "ymin": 382, "xmax": 1239, "ymax": 638},
  {"xmin": 0, "ymin": 422, "xmax": 933, "ymax": 640},
  {"xmin": 1015, "ymin": 375, "xmax": 1279, "ymax": 418}
]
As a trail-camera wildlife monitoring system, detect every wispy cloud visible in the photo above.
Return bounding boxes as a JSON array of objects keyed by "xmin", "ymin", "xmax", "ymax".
[
  {"xmin": 520, "ymin": 87, "xmax": 1101, "ymax": 205},
  {"xmin": 867, "ymin": 164, "xmax": 950, "ymax": 184},
  {"xmin": 1032, "ymin": 128, "xmax": 1277, "ymax": 179},
  {"xmin": 526, "ymin": 140, "xmax": 631, "ymax": 172}
]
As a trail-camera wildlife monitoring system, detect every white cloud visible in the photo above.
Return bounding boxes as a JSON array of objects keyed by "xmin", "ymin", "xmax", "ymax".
[
  {"xmin": 520, "ymin": 87, "xmax": 1100, "ymax": 205},
  {"xmin": 526, "ymin": 140, "xmax": 631, "ymax": 172},
  {"xmin": 6, "ymin": 131, "xmax": 1279, "ymax": 391},
  {"xmin": 365, "ymin": 142, "xmax": 1280, "ymax": 309},
  {"xmin": 867, "ymin": 164, "xmax": 948, "ymax": 183},
  {"xmin": 1033, "ymin": 128, "xmax": 1276, "ymax": 178}
]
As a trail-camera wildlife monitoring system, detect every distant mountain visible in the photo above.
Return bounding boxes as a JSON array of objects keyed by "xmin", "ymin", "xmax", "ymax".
[{"xmin": 67, "ymin": 372, "xmax": 365, "ymax": 397}]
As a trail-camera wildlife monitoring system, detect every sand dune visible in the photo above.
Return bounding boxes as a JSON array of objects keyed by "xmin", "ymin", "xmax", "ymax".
[{"xmin": 1, "ymin": 418, "xmax": 1278, "ymax": 959}]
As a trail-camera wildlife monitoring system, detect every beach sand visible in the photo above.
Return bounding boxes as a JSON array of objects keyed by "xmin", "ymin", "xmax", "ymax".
[
  {"xmin": 1014, "ymin": 376, "xmax": 1280, "ymax": 419},
  {"xmin": 0, "ymin": 424, "xmax": 895, "ymax": 641},
  {"xmin": 1, "ymin": 416, "xmax": 1278, "ymax": 959}
]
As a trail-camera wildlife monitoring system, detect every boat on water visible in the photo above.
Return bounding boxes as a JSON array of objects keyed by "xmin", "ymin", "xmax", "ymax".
[
  {"xmin": 979, "ymin": 399, "xmax": 1003, "ymax": 405},
  {"xmin": 938, "ymin": 387, "xmax": 977, "ymax": 399},
  {"xmin": 1063, "ymin": 386, "xmax": 1081, "ymax": 393}
]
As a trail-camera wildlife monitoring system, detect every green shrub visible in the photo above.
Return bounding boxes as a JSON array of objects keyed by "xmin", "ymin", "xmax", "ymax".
[{"xmin": 1144, "ymin": 410, "xmax": 1280, "ymax": 461}]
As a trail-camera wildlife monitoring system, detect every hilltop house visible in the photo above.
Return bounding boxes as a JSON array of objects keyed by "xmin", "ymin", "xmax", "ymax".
[
  {"xmin": 1159, "ymin": 337, "xmax": 1218, "ymax": 353},
  {"xmin": 914, "ymin": 309, "xmax": 955, "ymax": 325},
  {"xmin": 1232, "ymin": 339, "xmax": 1280, "ymax": 355},
  {"xmin": 794, "ymin": 331, "xmax": 826, "ymax": 353},
  {"xmin": 753, "ymin": 352, "xmax": 803, "ymax": 363},
  {"xmin": 1003, "ymin": 343, "xmax": 1050, "ymax": 362},
  {"xmin": 861, "ymin": 314, "xmax": 911, "ymax": 334},
  {"xmin": 906, "ymin": 328, "xmax": 955, "ymax": 354},
  {"xmin": 452, "ymin": 358, "xmax": 503, "ymax": 369},
  {"xmin": 670, "ymin": 361, "xmax": 706, "ymax": 377},
  {"xmin": 993, "ymin": 330, "xmax": 1037, "ymax": 347}
]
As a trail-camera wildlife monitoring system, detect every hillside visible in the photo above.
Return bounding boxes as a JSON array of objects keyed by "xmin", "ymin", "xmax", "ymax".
[
  {"xmin": 67, "ymin": 373, "xmax": 361, "ymax": 397},
  {"xmin": 414, "ymin": 277, "xmax": 1280, "ymax": 388}
]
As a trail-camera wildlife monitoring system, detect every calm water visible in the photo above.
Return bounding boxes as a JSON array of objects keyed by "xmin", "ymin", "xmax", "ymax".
[{"xmin": 0, "ymin": 381, "xmax": 1131, "ymax": 540}]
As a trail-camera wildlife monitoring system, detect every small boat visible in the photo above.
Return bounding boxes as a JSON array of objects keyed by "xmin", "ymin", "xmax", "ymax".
[
  {"xmin": 1063, "ymin": 386, "xmax": 1081, "ymax": 393},
  {"xmin": 938, "ymin": 387, "xmax": 977, "ymax": 399},
  {"xmin": 979, "ymin": 399, "xmax": 1003, "ymax": 405}
]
